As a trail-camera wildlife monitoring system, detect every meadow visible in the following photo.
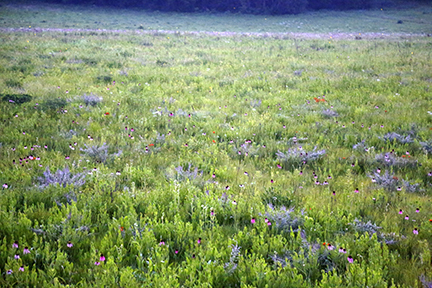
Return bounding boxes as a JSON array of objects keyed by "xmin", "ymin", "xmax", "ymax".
[{"xmin": 0, "ymin": 2, "xmax": 432, "ymax": 287}]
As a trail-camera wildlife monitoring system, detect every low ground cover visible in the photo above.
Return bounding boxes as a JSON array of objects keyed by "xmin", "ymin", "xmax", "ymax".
[{"xmin": 0, "ymin": 5, "xmax": 431, "ymax": 287}]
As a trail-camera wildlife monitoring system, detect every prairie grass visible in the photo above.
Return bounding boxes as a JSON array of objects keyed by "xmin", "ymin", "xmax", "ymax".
[{"xmin": 0, "ymin": 3, "xmax": 431, "ymax": 287}]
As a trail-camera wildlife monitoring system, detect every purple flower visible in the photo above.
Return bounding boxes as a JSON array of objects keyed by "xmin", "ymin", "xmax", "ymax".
[
  {"xmin": 267, "ymin": 222, "xmax": 272, "ymax": 226},
  {"xmin": 416, "ymin": 208, "xmax": 420, "ymax": 213},
  {"xmin": 354, "ymin": 188, "xmax": 359, "ymax": 193},
  {"xmin": 100, "ymin": 254, "xmax": 105, "ymax": 262},
  {"xmin": 251, "ymin": 218, "xmax": 255, "ymax": 224},
  {"xmin": 413, "ymin": 228, "xmax": 418, "ymax": 235},
  {"xmin": 67, "ymin": 241, "xmax": 73, "ymax": 248},
  {"xmin": 175, "ymin": 250, "xmax": 179, "ymax": 254},
  {"xmin": 405, "ymin": 215, "xmax": 409, "ymax": 220},
  {"xmin": 347, "ymin": 256, "xmax": 353, "ymax": 263},
  {"xmin": 159, "ymin": 241, "xmax": 165, "ymax": 246},
  {"xmin": 7, "ymin": 269, "xmax": 12, "ymax": 274},
  {"xmin": 94, "ymin": 261, "xmax": 100, "ymax": 266},
  {"xmin": 197, "ymin": 238, "xmax": 201, "ymax": 244},
  {"xmin": 19, "ymin": 266, "xmax": 24, "ymax": 272},
  {"xmin": 12, "ymin": 241, "xmax": 18, "ymax": 248},
  {"xmin": 23, "ymin": 247, "xmax": 30, "ymax": 254},
  {"xmin": 2, "ymin": 183, "xmax": 8, "ymax": 189},
  {"xmin": 14, "ymin": 254, "xmax": 20, "ymax": 259},
  {"xmin": 399, "ymin": 209, "xmax": 403, "ymax": 215}
]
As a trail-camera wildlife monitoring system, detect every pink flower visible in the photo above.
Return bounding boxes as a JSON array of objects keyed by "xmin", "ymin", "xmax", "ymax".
[
  {"xmin": 347, "ymin": 256, "xmax": 353, "ymax": 263},
  {"xmin": 19, "ymin": 266, "xmax": 24, "ymax": 272},
  {"xmin": 159, "ymin": 241, "xmax": 165, "ymax": 246},
  {"xmin": 23, "ymin": 247, "xmax": 30, "ymax": 254},
  {"xmin": 14, "ymin": 254, "xmax": 20, "ymax": 259},
  {"xmin": 12, "ymin": 241, "xmax": 18, "ymax": 249},
  {"xmin": 267, "ymin": 222, "xmax": 272, "ymax": 226},
  {"xmin": 405, "ymin": 215, "xmax": 409, "ymax": 220},
  {"xmin": 2, "ymin": 183, "xmax": 8, "ymax": 189},
  {"xmin": 94, "ymin": 261, "xmax": 100, "ymax": 266},
  {"xmin": 399, "ymin": 209, "xmax": 403, "ymax": 215},
  {"xmin": 67, "ymin": 241, "xmax": 73, "ymax": 248},
  {"xmin": 251, "ymin": 218, "xmax": 255, "ymax": 224},
  {"xmin": 7, "ymin": 269, "xmax": 12, "ymax": 274},
  {"xmin": 413, "ymin": 228, "xmax": 418, "ymax": 235},
  {"xmin": 197, "ymin": 238, "xmax": 201, "ymax": 244},
  {"xmin": 100, "ymin": 254, "xmax": 105, "ymax": 262},
  {"xmin": 175, "ymin": 250, "xmax": 179, "ymax": 254}
]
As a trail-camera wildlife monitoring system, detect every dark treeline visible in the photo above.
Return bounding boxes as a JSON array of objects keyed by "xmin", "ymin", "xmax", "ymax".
[{"xmin": 44, "ymin": 0, "xmax": 426, "ymax": 14}]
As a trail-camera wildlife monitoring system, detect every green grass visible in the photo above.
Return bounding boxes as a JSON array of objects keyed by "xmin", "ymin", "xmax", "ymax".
[
  {"xmin": 1, "ymin": 2, "xmax": 432, "ymax": 33},
  {"xmin": 0, "ymin": 3, "xmax": 432, "ymax": 287}
]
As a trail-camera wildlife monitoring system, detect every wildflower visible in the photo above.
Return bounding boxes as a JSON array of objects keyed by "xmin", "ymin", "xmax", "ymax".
[
  {"xmin": 244, "ymin": 172, "xmax": 248, "ymax": 176},
  {"xmin": 116, "ymin": 171, "xmax": 121, "ymax": 176},
  {"xmin": 2, "ymin": 183, "xmax": 8, "ymax": 189},
  {"xmin": 397, "ymin": 187, "xmax": 401, "ymax": 191},
  {"xmin": 377, "ymin": 168, "xmax": 381, "ymax": 173},
  {"xmin": 100, "ymin": 254, "xmax": 105, "ymax": 262},
  {"xmin": 120, "ymin": 227, "xmax": 124, "ymax": 232},
  {"xmin": 354, "ymin": 188, "xmax": 359, "ymax": 193},
  {"xmin": 399, "ymin": 209, "xmax": 403, "ymax": 215},
  {"xmin": 67, "ymin": 241, "xmax": 73, "ymax": 248},
  {"xmin": 175, "ymin": 250, "xmax": 179, "ymax": 254},
  {"xmin": 265, "ymin": 218, "xmax": 268, "ymax": 223},
  {"xmin": 416, "ymin": 208, "xmax": 419, "ymax": 213},
  {"xmin": 226, "ymin": 186, "xmax": 230, "ymax": 190},
  {"xmin": 277, "ymin": 164, "xmax": 281, "ymax": 169},
  {"xmin": 267, "ymin": 222, "xmax": 272, "ymax": 226},
  {"xmin": 328, "ymin": 175, "xmax": 331, "ymax": 179},
  {"xmin": 159, "ymin": 241, "xmax": 165, "ymax": 246},
  {"xmin": 251, "ymin": 218, "xmax": 255, "ymax": 224},
  {"xmin": 271, "ymin": 179, "xmax": 274, "ymax": 183},
  {"xmin": 339, "ymin": 247, "xmax": 344, "ymax": 253},
  {"xmin": 149, "ymin": 143, "xmax": 154, "ymax": 146},
  {"xmin": 197, "ymin": 238, "xmax": 201, "ymax": 244},
  {"xmin": 332, "ymin": 191, "xmax": 336, "ymax": 196},
  {"xmin": 184, "ymin": 143, "xmax": 188, "ymax": 147},
  {"xmin": 212, "ymin": 173, "xmax": 216, "ymax": 178},
  {"xmin": 413, "ymin": 228, "xmax": 418, "ymax": 235},
  {"xmin": 23, "ymin": 247, "xmax": 30, "ymax": 254},
  {"xmin": 7, "ymin": 269, "xmax": 12, "ymax": 274},
  {"xmin": 211, "ymin": 210, "xmax": 214, "ymax": 216},
  {"xmin": 327, "ymin": 244, "xmax": 334, "ymax": 250},
  {"xmin": 347, "ymin": 256, "xmax": 354, "ymax": 263},
  {"xmin": 94, "ymin": 261, "xmax": 100, "ymax": 266},
  {"xmin": 105, "ymin": 112, "xmax": 109, "ymax": 116},
  {"xmin": 19, "ymin": 266, "xmax": 24, "ymax": 272},
  {"xmin": 15, "ymin": 254, "xmax": 20, "ymax": 259},
  {"xmin": 405, "ymin": 215, "xmax": 409, "ymax": 220}
]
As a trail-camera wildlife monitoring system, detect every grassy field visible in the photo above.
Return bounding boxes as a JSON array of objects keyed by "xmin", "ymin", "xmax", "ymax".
[
  {"xmin": 0, "ymin": 3, "xmax": 432, "ymax": 287},
  {"xmin": 1, "ymin": 2, "xmax": 432, "ymax": 34}
]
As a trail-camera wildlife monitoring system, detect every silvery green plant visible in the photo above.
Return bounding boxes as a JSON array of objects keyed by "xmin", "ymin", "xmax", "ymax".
[
  {"xmin": 321, "ymin": 109, "xmax": 339, "ymax": 118},
  {"xmin": 420, "ymin": 274, "xmax": 432, "ymax": 288},
  {"xmin": 382, "ymin": 132, "xmax": 414, "ymax": 144},
  {"xmin": 349, "ymin": 219, "xmax": 382, "ymax": 235},
  {"xmin": 232, "ymin": 143, "xmax": 260, "ymax": 157},
  {"xmin": 224, "ymin": 244, "xmax": 241, "ymax": 274},
  {"xmin": 166, "ymin": 164, "xmax": 203, "ymax": 183},
  {"xmin": 80, "ymin": 143, "xmax": 122, "ymax": 163},
  {"xmin": 402, "ymin": 180, "xmax": 422, "ymax": 193},
  {"xmin": 353, "ymin": 140, "xmax": 373, "ymax": 152},
  {"xmin": 82, "ymin": 93, "xmax": 103, "ymax": 107},
  {"xmin": 262, "ymin": 204, "xmax": 304, "ymax": 234},
  {"xmin": 368, "ymin": 170, "xmax": 400, "ymax": 192},
  {"xmin": 250, "ymin": 99, "xmax": 262, "ymax": 108},
  {"xmin": 419, "ymin": 140, "xmax": 432, "ymax": 154},
  {"xmin": 38, "ymin": 166, "xmax": 86, "ymax": 189},
  {"xmin": 276, "ymin": 146, "xmax": 325, "ymax": 168},
  {"xmin": 374, "ymin": 152, "xmax": 418, "ymax": 169}
]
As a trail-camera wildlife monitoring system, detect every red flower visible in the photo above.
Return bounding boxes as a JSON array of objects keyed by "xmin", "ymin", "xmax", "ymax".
[
  {"xmin": 213, "ymin": 140, "xmax": 216, "ymax": 143},
  {"xmin": 213, "ymin": 131, "xmax": 215, "ymax": 134},
  {"xmin": 120, "ymin": 227, "xmax": 124, "ymax": 231},
  {"xmin": 149, "ymin": 144, "xmax": 154, "ymax": 146},
  {"xmin": 105, "ymin": 112, "xmax": 110, "ymax": 115}
]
